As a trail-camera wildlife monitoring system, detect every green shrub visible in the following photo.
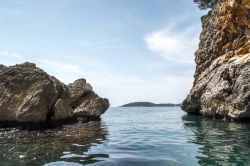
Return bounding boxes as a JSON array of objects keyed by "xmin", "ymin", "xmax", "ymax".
[{"xmin": 193, "ymin": 0, "xmax": 218, "ymax": 10}]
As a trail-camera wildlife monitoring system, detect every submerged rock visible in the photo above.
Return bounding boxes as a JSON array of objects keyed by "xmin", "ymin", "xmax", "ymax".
[
  {"xmin": 0, "ymin": 62, "xmax": 109, "ymax": 127},
  {"xmin": 182, "ymin": 0, "xmax": 250, "ymax": 120}
]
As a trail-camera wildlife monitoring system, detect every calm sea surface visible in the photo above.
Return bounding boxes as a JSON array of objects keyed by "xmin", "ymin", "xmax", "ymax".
[{"xmin": 1, "ymin": 107, "xmax": 250, "ymax": 166}]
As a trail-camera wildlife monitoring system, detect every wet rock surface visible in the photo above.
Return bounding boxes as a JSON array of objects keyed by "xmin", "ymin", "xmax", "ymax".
[
  {"xmin": 182, "ymin": 0, "xmax": 250, "ymax": 120},
  {"xmin": 0, "ymin": 62, "xmax": 109, "ymax": 127}
]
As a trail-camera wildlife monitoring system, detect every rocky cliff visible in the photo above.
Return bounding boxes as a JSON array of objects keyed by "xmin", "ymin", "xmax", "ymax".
[
  {"xmin": 182, "ymin": 0, "xmax": 250, "ymax": 120},
  {"xmin": 0, "ymin": 62, "xmax": 109, "ymax": 127}
]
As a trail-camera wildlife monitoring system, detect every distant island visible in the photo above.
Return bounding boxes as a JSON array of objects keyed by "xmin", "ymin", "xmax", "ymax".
[{"xmin": 121, "ymin": 102, "xmax": 180, "ymax": 107}]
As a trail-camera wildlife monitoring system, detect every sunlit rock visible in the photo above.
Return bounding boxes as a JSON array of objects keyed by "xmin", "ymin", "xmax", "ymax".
[
  {"xmin": 182, "ymin": 0, "xmax": 250, "ymax": 120},
  {"xmin": 68, "ymin": 79, "xmax": 109, "ymax": 118},
  {"xmin": 0, "ymin": 62, "xmax": 109, "ymax": 126}
]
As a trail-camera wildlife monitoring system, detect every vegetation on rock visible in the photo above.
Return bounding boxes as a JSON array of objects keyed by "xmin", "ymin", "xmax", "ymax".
[{"xmin": 193, "ymin": 0, "xmax": 218, "ymax": 10}]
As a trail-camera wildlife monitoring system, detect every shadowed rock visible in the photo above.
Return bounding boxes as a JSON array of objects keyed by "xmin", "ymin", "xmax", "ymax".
[
  {"xmin": 51, "ymin": 99, "xmax": 74, "ymax": 121},
  {"xmin": 0, "ymin": 62, "xmax": 109, "ymax": 127}
]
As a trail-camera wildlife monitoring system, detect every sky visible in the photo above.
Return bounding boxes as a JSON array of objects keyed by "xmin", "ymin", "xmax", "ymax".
[{"xmin": 0, "ymin": 0, "xmax": 208, "ymax": 106}]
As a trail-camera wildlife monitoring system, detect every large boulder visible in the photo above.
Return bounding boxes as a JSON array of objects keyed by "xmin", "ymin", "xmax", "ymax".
[
  {"xmin": 0, "ymin": 63, "xmax": 59, "ymax": 123},
  {"xmin": 182, "ymin": 0, "xmax": 250, "ymax": 120},
  {"xmin": 0, "ymin": 62, "xmax": 109, "ymax": 125}
]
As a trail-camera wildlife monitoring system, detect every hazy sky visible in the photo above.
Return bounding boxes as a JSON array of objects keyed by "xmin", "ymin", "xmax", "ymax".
[{"xmin": 0, "ymin": 0, "xmax": 207, "ymax": 106}]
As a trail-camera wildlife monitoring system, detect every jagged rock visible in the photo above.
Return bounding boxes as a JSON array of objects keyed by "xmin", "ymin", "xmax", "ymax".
[
  {"xmin": 182, "ymin": 0, "xmax": 250, "ymax": 120},
  {"xmin": 73, "ymin": 93, "xmax": 110, "ymax": 117},
  {"xmin": 68, "ymin": 79, "xmax": 109, "ymax": 117},
  {"xmin": 49, "ymin": 76, "xmax": 71, "ymax": 102},
  {"xmin": 51, "ymin": 99, "xmax": 74, "ymax": 121},
  {"xmin": 0, "ymin": 62, "xmax": 109, "ymax": 126},
  {"xmin": 68, "ymin": 79, "xmax": 92, "ymax": 108}
]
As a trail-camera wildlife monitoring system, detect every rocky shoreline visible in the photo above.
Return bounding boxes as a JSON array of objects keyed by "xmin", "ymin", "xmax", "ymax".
[
  {"xmin": 0, "ymin": 62, "xmax": 109, "ymax": 128},
  {"xmin": 182, "ymin": 0, "xmax": 250, "ymax": 121}
]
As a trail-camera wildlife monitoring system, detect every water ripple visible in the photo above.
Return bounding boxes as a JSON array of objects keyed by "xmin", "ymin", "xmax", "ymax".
[{"xmin": 0, "ymin": 107, "xmax": 250, "ymax": 165}]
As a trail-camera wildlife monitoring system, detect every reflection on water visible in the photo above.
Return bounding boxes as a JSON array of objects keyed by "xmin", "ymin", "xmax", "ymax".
[
  {"xmin": 1, "ymin": 107, "xmax": 250, "ymax": 166},
  {"xmin": 182, "ymin": 114, "xmax": 250, "ymax": 166},
  {"xmin": 0, "ymin": 122, "xmax": 108, "ymax": 165}
]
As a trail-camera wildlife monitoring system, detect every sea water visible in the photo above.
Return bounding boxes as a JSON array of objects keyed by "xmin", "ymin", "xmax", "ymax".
[{"xmin": 0, "ymin": 107, "xmax": 250, "ymax": 166}]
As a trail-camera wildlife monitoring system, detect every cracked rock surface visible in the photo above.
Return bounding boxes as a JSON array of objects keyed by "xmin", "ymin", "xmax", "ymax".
[
  {"xmin": 182, "ymin": 0, "xmax": 250, "ymax": 120},
  {"xmin": 0, "ymin": 62, "xmax": 109, "ymax": 125}
]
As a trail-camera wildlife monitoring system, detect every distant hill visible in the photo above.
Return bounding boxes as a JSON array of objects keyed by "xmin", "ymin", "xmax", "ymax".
[{"xmin": 121, "ymin": 102, "xmax": 180, "ymax": 107}]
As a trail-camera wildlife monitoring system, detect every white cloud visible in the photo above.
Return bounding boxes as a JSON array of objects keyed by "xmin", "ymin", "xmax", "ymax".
[
  {"xmin": 76, "ymin": 37, "xmax": 131, "ymax": 52},
  {"xmin": 39, "ymin": 60, "xmax": 81, "ymax": 73},
  {"xmin": 145, "ymin": 23, "xmax": 200, "ymax": 64},
  {"xmin": 0, "ymin": 51, "xmax": 23, "ymax": 59},
  {"xmin": 77, "ymin": 37, "xmax": 119, "ymax": 47},
  {"xmin": 85, "ymin": 70, "xmax": 193, "ymax": 106},
  {"xmin": 113, "ymin": 74, "xmax": 192, "ymax": 107},
  {"xmin": 0, "ymin": 51, "xmax": 25, "ymax": 65},
  {"xmin": 95, "ymin": 44, "xmax": 131, "ymax": 50},
  {"xmin": 37, "ymin": 61, "xmax": 85, "ymax": 84}
]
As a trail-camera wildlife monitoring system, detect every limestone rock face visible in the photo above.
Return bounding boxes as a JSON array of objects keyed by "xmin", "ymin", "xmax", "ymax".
[
  {"xmin": 182, "ymin": 0, "xmax": 250, "ymax": 120},
  {"xmin": 0, "ymin": 62, "xmax": 109, "ymax": 125}
]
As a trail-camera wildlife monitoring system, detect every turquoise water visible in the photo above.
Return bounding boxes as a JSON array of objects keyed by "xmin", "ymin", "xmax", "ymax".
[{"xmin": 1, "ymin": 107, "xmax": 250, "ymax": 166}]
